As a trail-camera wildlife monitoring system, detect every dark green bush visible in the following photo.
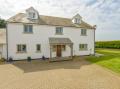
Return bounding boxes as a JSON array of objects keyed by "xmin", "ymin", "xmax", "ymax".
[
  {"xmin": 95, "ymin": 41, "xmax": 120, "ymax": 49},
  {"xmin": 27, "ymin": 56, "xmax": 31, "ymax": 62}
]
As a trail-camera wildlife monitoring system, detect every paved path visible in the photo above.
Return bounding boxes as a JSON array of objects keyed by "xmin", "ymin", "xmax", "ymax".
[{"xmin": 0, "ymin": 58, "xmax": 120, "ymax": 89}]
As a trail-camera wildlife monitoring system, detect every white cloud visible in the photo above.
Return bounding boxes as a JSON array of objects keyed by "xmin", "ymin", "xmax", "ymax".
[{"xmin": 0, "ymin": 0, "xmax": 120, "ymax": 40}]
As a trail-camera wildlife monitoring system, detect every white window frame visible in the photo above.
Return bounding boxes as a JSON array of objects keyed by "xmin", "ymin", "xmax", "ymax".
[
  {"xmin": 74, "ymin": 18, "xmax": 80, "ymax": 24},
  {"xmin": 81, "ymin": 29, "xmax": 87, "ymax": 36},
  {"xmin": 17, "ymin": 44, "xmax": 27, "ymax": 53},
  {"xmin": 79, "ymin": 44, "xmax": 88, "ymax": 50},
  {"xmin": 56, "ymin": 27, "xmax": 63, "ymax": 35},
  {"xmin": 36, "ymin": 44, "xmax": 41, "ymax": 52},
  {"xmin": 24, "ymin": 25, "xmax": 33, "ymax": 33},
  {"xmin": 29, "ymin": 12, "xmax": 36, "ymax": 19}
]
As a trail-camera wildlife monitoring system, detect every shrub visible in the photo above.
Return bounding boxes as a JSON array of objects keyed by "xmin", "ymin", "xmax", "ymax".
[
  {"xmin": 0, "ymin": 58, "xmax": 5, "ymax": 62},
  {"xmin": 27, "ymin": 56, "xmax": 31, "ymax": 62},
  {"xmin": 95, "ymin": 41, "xmax": 120, "ymax": 49}
]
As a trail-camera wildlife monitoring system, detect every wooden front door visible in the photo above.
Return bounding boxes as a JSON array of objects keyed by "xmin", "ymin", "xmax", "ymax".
[{"xmin": 57, "ymin": 45, "xmax": 62, "ymax": 57}]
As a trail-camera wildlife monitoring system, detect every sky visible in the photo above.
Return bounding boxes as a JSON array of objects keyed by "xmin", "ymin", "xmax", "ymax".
[{"xmin": 0, "ymin": 0, "xmax": 120, "ymax": 41}]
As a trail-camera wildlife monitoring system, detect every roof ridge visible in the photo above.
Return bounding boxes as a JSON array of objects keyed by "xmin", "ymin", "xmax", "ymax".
[
  {"xmin": 39, "ymin": 14, "xmax": 71, "ymax": 20},
  {"xmin": 13, "ymin": 13, "xmax": 71, "ymax": 20}
]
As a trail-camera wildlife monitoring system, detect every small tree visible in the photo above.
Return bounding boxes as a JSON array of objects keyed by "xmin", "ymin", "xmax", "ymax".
[{"xmin": 0, "ymin": 17, "xmax": 6, "ymax": 28}]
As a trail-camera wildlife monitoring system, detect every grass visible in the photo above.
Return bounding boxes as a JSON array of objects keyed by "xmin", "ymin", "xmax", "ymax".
[{"xmin": 86, "ymin": 48, "xmax": 120, "ymax": 74}]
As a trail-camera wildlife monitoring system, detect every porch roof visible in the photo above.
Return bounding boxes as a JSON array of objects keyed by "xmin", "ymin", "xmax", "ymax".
[{"xmin": 49, "ymin": 37, "xmax": 73, "ymax": 44}]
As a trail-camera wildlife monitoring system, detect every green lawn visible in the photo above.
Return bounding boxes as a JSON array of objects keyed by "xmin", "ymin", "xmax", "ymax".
[{"xmin": 86, "ymin": 48, "xmax": 120, "ymax": 74}]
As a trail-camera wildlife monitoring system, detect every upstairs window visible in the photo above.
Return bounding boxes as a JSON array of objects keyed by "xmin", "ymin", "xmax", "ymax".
[
  {"xmin": 24, "ymin": 25, "xmax": 33, "ymax": 33},
  {"xmin": 17, "ymin": 44, "xmax": 27, "ymax": 52},
  {"xmin": 56, "ymin": 27, "xmax": 63, "ymax": 35},
  {"xmin": 36, "ymin": 44, "xmax": 41, "ymax": 52},
  {"xmin": 79, "ymin": 44, "xmax": 88, "ymax": 50},
  {"xmin": 81, "ymin": 29, "xmax": 87, "ymax": 36}
]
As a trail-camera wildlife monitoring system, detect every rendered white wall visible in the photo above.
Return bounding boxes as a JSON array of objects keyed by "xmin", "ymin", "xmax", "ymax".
[
  {"xmin": 7, "ymin": 23, "xmax": 95, "ymax": 60},
  {"xmin": 0, "ymin": 44, "xmax": 6, "ymax": 59}
]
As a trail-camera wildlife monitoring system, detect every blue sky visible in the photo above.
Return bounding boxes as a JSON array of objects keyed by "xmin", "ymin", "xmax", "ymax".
[{"xmin": 0, "ymin": 0, "xmax": 120, "ymax": 41}]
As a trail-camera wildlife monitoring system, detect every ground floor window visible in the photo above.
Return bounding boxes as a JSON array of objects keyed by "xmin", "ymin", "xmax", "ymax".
[
  {"xmin": 17, "ymin": 44, "xmax": 26, "ymax": 52},
  {"xmin": 36, "ymin": 44, "xmax": 41, "ymax": 52},
  {"xmin": 79, "ymin": 44, "xmax": 88, "ymax": 50}
]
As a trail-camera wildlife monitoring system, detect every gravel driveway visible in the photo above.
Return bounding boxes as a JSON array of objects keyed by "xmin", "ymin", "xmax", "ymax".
[{"xmin": 0, "ymin": 58, "xmax": 120, "ymax": 89}]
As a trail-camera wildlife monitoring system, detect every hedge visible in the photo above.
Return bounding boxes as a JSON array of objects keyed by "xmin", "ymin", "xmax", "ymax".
[{"xmin": 95, "ymin": 41, "xmax": 120, "ymax": 49}]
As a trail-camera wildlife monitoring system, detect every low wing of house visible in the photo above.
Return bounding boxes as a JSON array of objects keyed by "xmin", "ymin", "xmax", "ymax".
[
  {"xmin": 0, "ymin": 28, "xmax": 6, "ymax": 59},
  {"xmin": 0, "ymin": 28, "xmax": 6, "ymax": 44}
]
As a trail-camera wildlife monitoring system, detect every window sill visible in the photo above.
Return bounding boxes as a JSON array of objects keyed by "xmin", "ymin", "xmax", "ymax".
[
  {"xmin": 79, "ymin": 49, "xmax": 88, "ymax": 51},
  {"xmin": 36, "ymin": 51, "xmax": 41, "ymax": 53},
  {"xmin": 23, "ymin": 32, "xmax": 33, "ymax": 34},
  {"xmin": 55, "ymin": 33, "xmax": 63, "ymax": 35},
  {"xmin": 80, "ymin": 35, "xmax": 87, "ymax": 36},
  {"xmin": 16, "ymin": 51, "xmax": 27, "ymax": 53}
]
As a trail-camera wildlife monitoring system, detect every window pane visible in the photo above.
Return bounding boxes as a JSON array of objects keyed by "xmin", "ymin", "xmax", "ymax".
[
  {"xmin": 29, "ymin": 12, "xmax": 35, "ymax": 18},
  {"xmin": 75, "ymin": 18, "xmax": 77, "ymax": 23},
  {"xmin": 56, "ymin": 27, "xmax": 63, "ymax": 34},
  {"xmin": 22, "ymin": 45, "xmax": 26, "ymax": 52},
  {"xmin": 24, "ymin": 25, "xmax": 33, "ymax": 33},
  {"xmin": 85, "ymin": 44, "xmax": 87, "ymax": 49},
  {"xmin": 29, "ymin": 25, "xmax": 33, "ymax": 33},
  {"xmin": 36, "ymin": 44, "xmax": 41, "ymax": 51},
  {"xmin": 79, "ymin": 44, "xmax": 88, "ymax": 50},
  {"xmin": 33, "ymin": 13, "xmax": 35, "ymax": 18},
  {"xmin": 81, "ymin": 29, "xmax": 86, "ymax": 35},
  {"xmin": 24, "ymin": 25, "xmax": 28, "ymax": 33},
  {"xmin": 17, "ymin": 45, "xmax": 21, "ymax": 52},
  {"xmin": 17, "ymin": 44, "xmax": 26, "ymax": 52},
  {"xmin": 79, "ymin": 44, "xmax": 82, "ymax": 50}
]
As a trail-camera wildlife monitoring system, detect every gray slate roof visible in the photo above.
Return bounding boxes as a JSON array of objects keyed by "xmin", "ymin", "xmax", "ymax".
[
  {"xmin": 7, "ymin": 13, "xmax": 95, "ymax": 29},
  {"xmin": 49, "ymin": 38, "xmax": 73, "ymax": 44}
]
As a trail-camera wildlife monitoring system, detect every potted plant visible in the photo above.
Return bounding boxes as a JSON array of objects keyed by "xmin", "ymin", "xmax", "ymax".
[
  {"xmin": 27, "ymin": 56, "xmax": 31, "ymax": 62},
  {"xmin": 9, "ymin": 57, "xmax": 13, "ymax": 63}
]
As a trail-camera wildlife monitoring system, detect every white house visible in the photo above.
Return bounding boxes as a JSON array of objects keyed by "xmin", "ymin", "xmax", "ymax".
[{"xmin": 6, "ymin": 7, "xmax": 96, "ymax": 60}]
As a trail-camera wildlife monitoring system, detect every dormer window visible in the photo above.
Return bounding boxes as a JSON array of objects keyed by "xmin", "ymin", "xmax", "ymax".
[
  {"xmin": 74, "ymin": 18, "xmax": 80, "ymax": 24},
  {"xmin": 26, "ymin": 7, "xmax": 39, "ymax": 20},
  {"xmin": 72, "ymin": 14, "xmax": 82, "ymax": 24},
  {"xmin": 28, "ymin": 12, "xmax": 35, "ymax": 19}
]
